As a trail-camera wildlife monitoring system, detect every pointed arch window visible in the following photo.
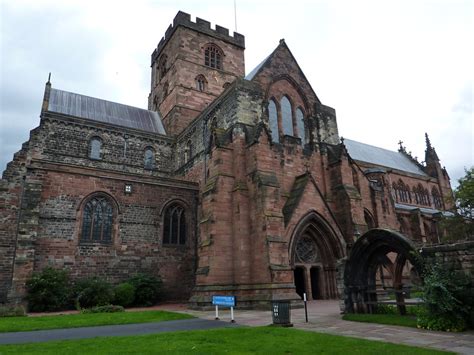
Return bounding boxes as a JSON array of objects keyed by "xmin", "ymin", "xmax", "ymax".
[
  {"xmin": 144, "ymin": 147, "xmax": 155, "ymax": 170},
  {"xmin": 296, "ymin": 108, "xmax": 305, "ymax": 144},
  {"xmin": 280, "ymin": 96, "xmax": 293, "ymax": 136},
  {"xmin": 364, "ymin": 210, "xmax": 375, "ymax": 230},
  {"xmin": 185, "ymin": 140, "xmax": 193, "ymax": 163},
  {"xmin": 268, "ymin": 100, "xmax": 279, "ymax": 143},
  {"xmin": 81, "ymin": 195, "xmax": 114, "ymax": 243},
  {"xmin": 195, "ymin": 75, "xmax": 207, "ymax": 92},
  {"xmin": 204, "ymin": 44, "xmax": 223, "ymax": 70},
  {"xmin": 413, "ymin": 184, "xmax": 430, "ymax": 206},
  {"xmin": 89, "ymin": 137, "xmax": 102, "ymax": 160},
  {"xmin": 432, "ymin": 187, "xmax": 442, "ymax": 209},
  {"xmin": 158, "ymin": 55, "xmax": 167, "ymax": 81},
  {"xmin": 163, "ymin": 203, "xmax": 186, "ymax": 245},
  {"xmin": 394, "ymin": 179, "xmax": 411, "ymax": 203}
]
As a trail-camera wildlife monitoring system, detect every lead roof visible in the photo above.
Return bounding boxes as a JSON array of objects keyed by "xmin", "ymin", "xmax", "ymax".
[
  {"xmin": 344, "ymin": 138, "xmax": 427, "ymax": 176},
  {"xmin": 48, "ymin": 88, "xmax": 166, "ymax": 135}
]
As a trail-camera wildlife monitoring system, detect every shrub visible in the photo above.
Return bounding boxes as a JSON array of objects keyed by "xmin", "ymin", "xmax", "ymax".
[
  {"xmin": 26, "ymin": 267, "xmax": 70, "ymax": 312},
  {"xmin": 81, "ymin": 305, "xmax": 124, "ymax": 313},
  {"xmin": 74, "ymin": 277, "xmax": 114, "ymax": 309},
  {"xmin": 375, "ymin": 304, "xmax": 397, "ymax": 315},
  {"xmin": 113, "ymin": 282, "xmax": 136, "ymax": 307},
  {"xmin": 417, "ymin": 307, "xmax": 466, "ymax": 332},
  {"xmin": 0, "ymin": 305, "xmax": 26, "ymax": 317},
  {"xmin": 417, "ymin": 262, "xmax": 472, "ymax": 331},
  {"xmin": 128, "ymin": 273, "xmax": 162, "ymax": 306}
]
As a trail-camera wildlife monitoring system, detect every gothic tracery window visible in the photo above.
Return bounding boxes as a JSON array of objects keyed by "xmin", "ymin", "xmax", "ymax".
[
  {"xmin": 432, "ymin": 187, "xmax": 442, "ymax": 209},
  {"xmin": 295, "ymin": 235, "xmax": 319, "ymax": 263},
  {"xmin": 204, "ymin": 44, "xmax": 223, "ymax": 69},
  {"xmin": 81, "ymin": 195, "xmax": 114, "ymax": 243},
  {"xmin": 393, "ymin": 179, "xmax": 411, "ymax": 203},
  {"xmin": 413, "ymin": 184, "xmax": 430, "ymax": 206},
  {"xmin": 163, "ymin": 203, "xmax": 186, "ymax": 245}
]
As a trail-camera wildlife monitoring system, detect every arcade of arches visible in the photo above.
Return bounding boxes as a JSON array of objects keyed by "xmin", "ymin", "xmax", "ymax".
[
  {"xmin": 289, "ymin": 221, "xmax": 425, "ymax": 311},
  {"xmin": 343, "ymin": 229, "xmax": 424, "ymax": 313}
]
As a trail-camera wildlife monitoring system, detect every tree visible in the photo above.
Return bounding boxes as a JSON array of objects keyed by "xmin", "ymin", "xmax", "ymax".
[
  {"xmin": 440, "ymin": 167, "xmax": 474, "ymax": 242},
  {"xmin": 455, "ymin": 167, "xmax": 474, "ymax": 219}
]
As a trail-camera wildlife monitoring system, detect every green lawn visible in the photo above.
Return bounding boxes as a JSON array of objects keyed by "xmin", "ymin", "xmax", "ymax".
[
  {"xmin": 0, "ymin": 327, "xmax": 451, "ymax": 354},
  {"xmin": 0, "ymin": 311, "xmax": 194, "ymax": 333},
  {"xmin": 343, "ymin": 313, "xmax": 418, "ymax": 328}
]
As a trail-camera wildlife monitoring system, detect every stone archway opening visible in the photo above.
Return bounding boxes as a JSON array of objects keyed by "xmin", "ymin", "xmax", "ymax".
[
  {"xmin": 290, "ymin": 213, "xmax": 345, "ymax": 301},
  {"xmin": 344, "ymin": 229, "xmax": 424, "ymax": 313}
]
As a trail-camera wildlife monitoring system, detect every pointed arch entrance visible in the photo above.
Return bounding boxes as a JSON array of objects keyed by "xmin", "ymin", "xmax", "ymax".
[
  {"xmin": 290, "ymin": 212, "xmax": 345, "ymax": 300},
  {"xmin": 344, "ymin": 229, "xmax": 424, "ymax": 313}
]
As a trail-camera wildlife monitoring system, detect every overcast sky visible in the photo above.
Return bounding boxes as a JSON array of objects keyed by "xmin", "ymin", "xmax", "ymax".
[{"xmin": 1, "ymin": 0, "xmax": 472, "ymax": 186}]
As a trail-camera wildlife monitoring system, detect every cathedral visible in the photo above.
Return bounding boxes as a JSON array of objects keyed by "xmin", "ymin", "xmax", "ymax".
[{"xmin": 0, "ymin": 11, "xmax": 454, "ymax": 308}]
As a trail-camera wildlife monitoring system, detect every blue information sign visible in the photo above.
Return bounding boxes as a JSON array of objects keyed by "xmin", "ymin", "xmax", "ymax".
[{"xmin": 212, "ymin": 295, "xmax": 236, "ymax": 307}]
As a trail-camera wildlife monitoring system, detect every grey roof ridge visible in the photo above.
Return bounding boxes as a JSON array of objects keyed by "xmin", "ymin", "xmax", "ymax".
[
  {"xmin": 344, "ymin": 137, "xmax": 427, "ymax": 176},
  {"xmin": 245, "ymin": 53, "xmax": 271, "ymax": 80},
  {"xmin": 49, "ymin": 87, "xmax": 158, "ymax": 115}
]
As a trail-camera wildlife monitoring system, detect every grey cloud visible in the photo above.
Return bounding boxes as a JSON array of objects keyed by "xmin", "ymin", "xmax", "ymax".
[
  {"xmin": 1, "ymin": 3, "xmax": 110, "ymax": 173},
  {"xmin": 452, "ymin": 82, "xmax": 473, "ymax": 114}
]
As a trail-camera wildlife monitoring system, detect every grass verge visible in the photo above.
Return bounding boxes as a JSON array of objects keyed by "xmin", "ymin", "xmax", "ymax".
[
  {"xmin": 0, "ymin": 327, "xmax": 451, "ymax": 354},
  {"xmin": 342, "ymin": 313, "xmax": 418, "ymax": 328},
  {"xmin": 0, "ymin": 311, "xmax": 194, "ymax": 333}
]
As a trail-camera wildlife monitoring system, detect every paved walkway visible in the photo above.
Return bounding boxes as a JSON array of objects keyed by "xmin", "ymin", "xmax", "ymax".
[
  {"xmin": 3, "ymin": 301, "xmax": 474, "ymax": 354},
  {"xmin": 168, "ymin": 300, "xmax": 474, "ymax": 355},
  {"xmin": 0, "ymin": 318, "xmax": 235, "ymax": 345}
]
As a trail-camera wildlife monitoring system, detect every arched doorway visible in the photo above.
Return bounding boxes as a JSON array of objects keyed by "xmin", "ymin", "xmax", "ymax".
[
  {"xmin": 344, "ymin": 228, "xmax": 424, "ymax": 313},
  {"xmin": 290, "ymin": 212, "xmax": 345, "ymax": 300}
]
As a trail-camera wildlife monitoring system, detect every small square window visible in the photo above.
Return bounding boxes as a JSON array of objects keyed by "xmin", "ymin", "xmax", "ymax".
[{"xmin": 124, "ymin": 184, "xmax": 132, "ymax": 194}]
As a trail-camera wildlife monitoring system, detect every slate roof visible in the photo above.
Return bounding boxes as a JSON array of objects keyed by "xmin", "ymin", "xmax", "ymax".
[
  {"xmin": 48, "ymin": 88, "xmax": 166, "ymax": 135},
  {"xmin": 344, "ymin": 139, "xmax": 427, "ymax": 176},
  {"xmin": 245, "ymin": 54, "xmax": 270, "ymax": 81},
  {"xmin": 395, "ymin": 203, "xmax": 454, "ymax": 217}
]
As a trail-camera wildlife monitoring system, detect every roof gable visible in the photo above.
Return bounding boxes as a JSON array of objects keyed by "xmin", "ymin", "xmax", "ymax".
[{"xmin": 245, "ymin": 40, "xmax": 321, "ymax": 105}]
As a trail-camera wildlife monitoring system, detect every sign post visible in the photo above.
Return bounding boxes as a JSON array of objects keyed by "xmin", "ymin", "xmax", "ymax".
[
  {"xmin": 212, "ymin": 295, "xmax": 236, "ymax": 323},
  {"xmin": 303, "ymin": 292, "xmax": 308, "ymax": 323}
]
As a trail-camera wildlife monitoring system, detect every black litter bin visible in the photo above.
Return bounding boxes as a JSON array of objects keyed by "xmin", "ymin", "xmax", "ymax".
[{"xmin": 271, "ymin": 301, "xmax": 293, "ymax": 327}]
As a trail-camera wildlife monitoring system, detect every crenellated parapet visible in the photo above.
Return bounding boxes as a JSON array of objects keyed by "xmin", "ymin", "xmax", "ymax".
[{"xmin": 151, "ymin": 11, "xmax": 245, "ymax": 64}]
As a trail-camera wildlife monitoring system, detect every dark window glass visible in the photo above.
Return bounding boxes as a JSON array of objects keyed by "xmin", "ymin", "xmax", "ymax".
[
  {"xmin": 81, "ymin": 196, "xmax": 113, "ymax": 243},
  {"xmin": 163, "ymin": 204, "xmax": 186, "ymax": 245},
  {"xmin": 158, "ymin": 55, "xmax": 167, "ymax": 80},
  {"xmin": 296, "ymin": 108, "xmax": 305, "ymax": 144},
  {"xmin": 196, "ymin": 76, "xmax": 206, "ymax": 92},
  {"xmin": 396, "ymin": 180, "xmax": 411, "ymax": 203},
  {"xmin": 204, "ymin": 45, "xmax": 222, "ymax": 69},
  {"xmin": 281, "ymin": 96, "xmax": 293, "ymax": 136},
  {"xmin": 268, "ymin": 100, "xmax": 279, "ymax": 143},
  {"xmin": 144, "ymin": 148, "xmax": 155, "ymax": 169},
  {"xmin": 432, "ymin": 187, "xmax": 442, "ymax": 209},
  {"xmin": 186, "ymin": 140, "xmax": 193, "ymax": 162},
  {"xmin": 90, "ymin": 138, "xmax": 102, "ymax": 160}
]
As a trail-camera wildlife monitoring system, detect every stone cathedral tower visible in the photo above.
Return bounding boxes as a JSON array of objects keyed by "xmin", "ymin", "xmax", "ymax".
[
  {"xmin": 148, "ymin": 11, "xmax": 245, "ymax": 136},
  {"xmin": 0, "ymin": 11, "xmax": 457, "ymax": 309}
]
